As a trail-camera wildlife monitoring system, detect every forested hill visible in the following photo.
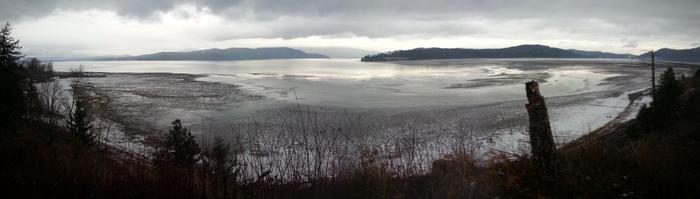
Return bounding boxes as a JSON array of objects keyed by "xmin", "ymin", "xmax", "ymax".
[
  {"xmin": 96, "ymin": 47, "xmax": 328, "ymax": 61},
  {"xmin": 361, "ymin": 45, "xmax": 634, "ymax": 61},
  {"xmin": 639, "ymin": 47, "xmax": 700, "ymax": 63}
]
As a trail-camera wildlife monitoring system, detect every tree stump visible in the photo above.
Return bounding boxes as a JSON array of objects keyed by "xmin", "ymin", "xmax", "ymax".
[{"xmin": 525, "ymin": 81, "xmax": 559, "ymax": 177}]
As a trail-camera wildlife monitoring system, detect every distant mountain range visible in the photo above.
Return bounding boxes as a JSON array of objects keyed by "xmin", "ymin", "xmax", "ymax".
[
  {"xmin": 94, "ymin": 47, "xmax": 328, "ymax": 61},
  {"xmin": 296, "ymin": 47, "xmax": 378, "ymax": 58},
  {"xmin": 361, "ymin": 45, "xmax": 635, "ymax": 62},
  {"xmin": 639, "ymin": 47, "xmax": 700, "ymax": 63},
  {"xmin": 56, "ymin": 45, "xmax": 700, "ymax": 63}
]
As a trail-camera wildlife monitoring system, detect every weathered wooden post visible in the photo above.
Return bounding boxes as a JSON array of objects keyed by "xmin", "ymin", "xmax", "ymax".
[{"xmin": 525, "ymin": 81, "xmax": 559, "ymax": 177}]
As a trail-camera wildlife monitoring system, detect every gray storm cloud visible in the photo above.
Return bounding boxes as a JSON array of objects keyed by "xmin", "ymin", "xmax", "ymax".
[
  {"xmin": 2, "ymin": 0, "xmax": 699, "ymax": 39},
  {"xmin": 1, "ymin": 0, "xmax": 699, "ymax": 58},
  {"xmin": 2, "ymin": 0, "xmax": 697, "ymax": 21}
]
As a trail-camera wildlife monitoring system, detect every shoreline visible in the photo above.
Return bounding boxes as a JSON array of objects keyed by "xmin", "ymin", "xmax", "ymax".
[
  {"xmin": 77, "ymin": 71, "xmax": 654, "ymax": 162},
  {"xmin": 560, "ymin": 89, "xmax": 651, "ymax": 152},
  {"xmin": 482, "ymin": 87, "xmax": 650, "ymax": 156}
]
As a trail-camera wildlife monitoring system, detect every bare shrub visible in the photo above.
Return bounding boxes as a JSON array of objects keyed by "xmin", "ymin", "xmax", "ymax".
[{"xmin": 37, "ymin": 80, "xmax": 64, "ymax": 124}]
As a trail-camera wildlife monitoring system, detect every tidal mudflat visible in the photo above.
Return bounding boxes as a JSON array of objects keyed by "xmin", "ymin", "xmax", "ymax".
[{"xmin": 54, "ymin": 58, "xmax": 686, "ymax": 175}]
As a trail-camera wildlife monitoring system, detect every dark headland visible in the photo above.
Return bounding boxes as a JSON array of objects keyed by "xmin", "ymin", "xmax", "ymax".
[
  {"xmin": 361, "ymin": 44, "xmax": 700, "ymax": 63},
  {"xmin": 361, "ymin": 44, "xmax": 635, "ymax": 61}
]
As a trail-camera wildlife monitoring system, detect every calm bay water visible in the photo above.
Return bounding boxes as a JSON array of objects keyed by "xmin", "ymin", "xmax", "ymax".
[{"xmin": 54, "ymin": 58, "xmax": 644, "ymax": 108}]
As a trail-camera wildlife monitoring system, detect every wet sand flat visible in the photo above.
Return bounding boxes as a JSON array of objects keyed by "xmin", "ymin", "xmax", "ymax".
[{"xmin": 54, "ymin": 59, "xmax": 692, "ymax": 158}]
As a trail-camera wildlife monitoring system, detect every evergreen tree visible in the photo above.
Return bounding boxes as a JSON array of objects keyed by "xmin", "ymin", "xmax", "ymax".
[
  {"xmin": 0, "ymin": 23, "xmax": 23, "ymax": 66},
  {"xmin": 653, "ymin": 67, "xmax": 683, "ymax": 124},
  {"xmin": 66, "ymin": 81, "xmax": 95, "ymax": 146},
  {"xmin": 0, "ymin": 22, "xmax": 26, "ymax": 134},
  {"xmin": 25, "ymin": 81, "xmax": 42, "ymax": 120},
  {"xmin": 159, "ymin": 119, "xmax": 200, "ymax": 166},
  {"xmin": 208, "ymin": 136, "xmax": 237, "ymax": 197},
  {"xmin": 683, "ymin": 69, "xmax": 700, "ymax": 121},
  {"xmin": 21, "ymin": 58, "xmax": 55, "ymax": 119},
  {"xmin": 210, "ymin": 136, "xmax": 233, "ymax": 173},
  {"xmin": 655, "ymin": 67, "xmax": 683, "ymax": 104},
  {"xmin": 634, "ymin": 67, "xmax": 684, "ymax": 134}
]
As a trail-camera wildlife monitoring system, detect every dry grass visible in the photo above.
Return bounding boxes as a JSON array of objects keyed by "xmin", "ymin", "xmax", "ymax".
[{"xmin": 4, "ymin": 110, "xmax": 700, "ymax": 198}]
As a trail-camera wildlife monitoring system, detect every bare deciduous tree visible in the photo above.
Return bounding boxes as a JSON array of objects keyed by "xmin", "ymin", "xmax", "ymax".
[{"xmin": 37, "ymin": 80, "xmax": 64, "ymax": 124}]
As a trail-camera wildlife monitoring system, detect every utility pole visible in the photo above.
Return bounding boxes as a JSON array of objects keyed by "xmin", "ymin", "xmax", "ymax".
[{"xmin": 651, "ymin": 50, "xmax": 656, "ymax": 101}]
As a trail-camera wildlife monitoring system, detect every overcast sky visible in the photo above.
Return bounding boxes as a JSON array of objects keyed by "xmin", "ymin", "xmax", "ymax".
[{"xmin": 1, "ymin": 0, "xmax": 699, "ymax": 58}]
